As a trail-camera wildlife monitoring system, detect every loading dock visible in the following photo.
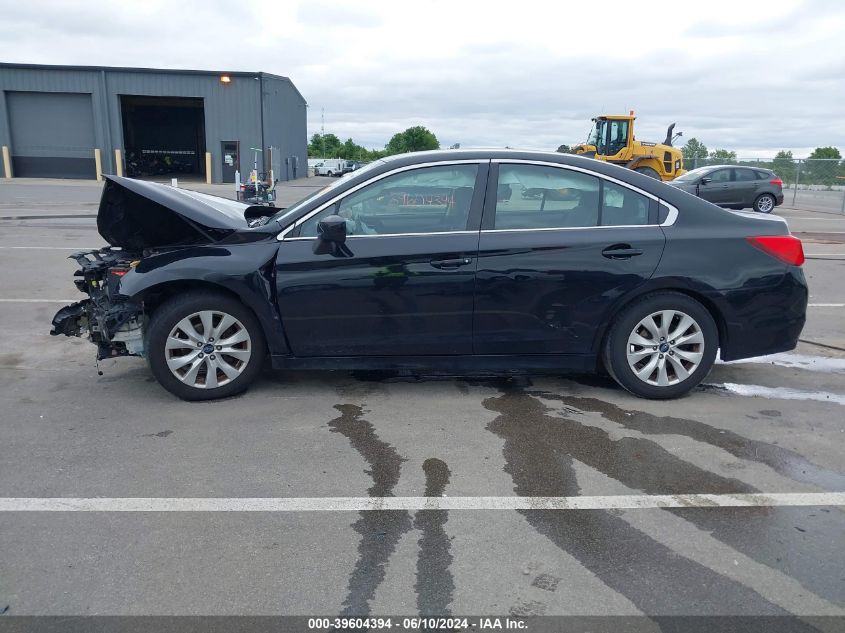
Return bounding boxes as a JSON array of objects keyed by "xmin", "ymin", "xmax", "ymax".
[{"xmin": 120, "ymin": 95, "xmax": 206, "ymax": 179}]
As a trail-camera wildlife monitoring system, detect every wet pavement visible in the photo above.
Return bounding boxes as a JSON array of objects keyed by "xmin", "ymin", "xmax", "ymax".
[{"xmin": 0, "ymin": 179, "xmax": 843, "ymax": 625}]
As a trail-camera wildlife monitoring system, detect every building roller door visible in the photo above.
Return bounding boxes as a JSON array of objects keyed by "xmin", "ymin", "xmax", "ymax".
[{"xmin": 7, "ymin": 91, "xmax": 97, "ymax": 178}]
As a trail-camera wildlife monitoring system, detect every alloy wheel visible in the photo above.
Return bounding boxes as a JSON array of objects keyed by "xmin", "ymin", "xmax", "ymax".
[
  {"xmin": 164, "ymin": 310, "xmax": 252, "ymax": 389},
  {"xmin": 626, "ymin": 310, "xmax": 704, "ymax": 387}
]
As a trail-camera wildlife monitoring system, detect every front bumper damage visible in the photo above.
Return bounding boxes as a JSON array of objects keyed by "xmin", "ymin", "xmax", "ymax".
[{"xmin": 50, "ymin": 249, "xmax": 145, "ymax": 360}]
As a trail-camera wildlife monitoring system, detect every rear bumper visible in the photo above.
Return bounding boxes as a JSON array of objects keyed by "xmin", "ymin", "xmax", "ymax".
[
  {"xmin": 775, "ymin": 192, "xmax": 785, "ymax": 206},
  {"xmin": 717, "ymin": 267, "xmax": 807, "ymax": 361}
]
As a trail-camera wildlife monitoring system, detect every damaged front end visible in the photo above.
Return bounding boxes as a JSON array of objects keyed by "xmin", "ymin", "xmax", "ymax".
[{"xmin": 50, "ymin": 249, "xmax": 145, "ymax": 360}]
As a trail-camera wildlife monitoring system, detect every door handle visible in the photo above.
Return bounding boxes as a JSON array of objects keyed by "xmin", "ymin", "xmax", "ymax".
[
  {"xmin": 430, "ymin": 257, "xmax": 473, "ymax": 269},
  {"xmin": 602, "ymin": 245, "xmax": 643, "ymax": 259}
]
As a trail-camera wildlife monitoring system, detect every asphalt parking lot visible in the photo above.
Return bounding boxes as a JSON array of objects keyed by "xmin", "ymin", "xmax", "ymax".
[{"xmin": 0, "ymin": 177, "xmax": 843, "ymax": 629}]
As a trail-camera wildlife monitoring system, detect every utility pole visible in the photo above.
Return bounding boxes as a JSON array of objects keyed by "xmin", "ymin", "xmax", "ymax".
[{"xmin": 321, "ymin": 108, "xmax": 326, "ymax": 158}]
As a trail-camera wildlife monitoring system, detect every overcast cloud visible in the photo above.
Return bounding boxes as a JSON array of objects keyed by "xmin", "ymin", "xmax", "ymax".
[{"xmin": 1, "ymin": 0, "xmax": 843, "ymax": 156}]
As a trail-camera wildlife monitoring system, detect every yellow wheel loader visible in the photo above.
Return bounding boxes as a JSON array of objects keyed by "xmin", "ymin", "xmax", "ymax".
[{"xmin": 573, "ymin": 112, "xmax": 686, "ymax": 181}]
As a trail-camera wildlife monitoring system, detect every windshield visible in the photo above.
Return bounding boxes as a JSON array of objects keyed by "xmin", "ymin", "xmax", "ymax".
[
  {"xmin": 673, "ymin": 166, "xmax": 712, "ymax": 182},
  {"xmin": 586, "ymin": 120, "xmax": 603, "ymax": 146},
  {"xmin": 267, "ymin": 159, "xmax": 386, "ymax": 226}
]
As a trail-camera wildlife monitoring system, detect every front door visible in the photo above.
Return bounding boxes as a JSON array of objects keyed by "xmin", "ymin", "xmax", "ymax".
[
  {"xmin": 221, "ymin": 141, "xmax": 238, "ymax": 183},
  {"xmin": 275, "ymin": 162, "xmax": 487, "ymax": 357},
  {"xmin": 698, "ymin": 167, "xmax": 732, "ymax": 205},
  {"xmin": 473, "ymin": 162, "xmax": 666, "ymax": 354}
]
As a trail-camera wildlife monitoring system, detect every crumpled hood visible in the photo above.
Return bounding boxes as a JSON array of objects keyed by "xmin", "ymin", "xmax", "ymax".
[{"xmin": 97, "ymin": 176, "xmax": 264, "ymax": 250}]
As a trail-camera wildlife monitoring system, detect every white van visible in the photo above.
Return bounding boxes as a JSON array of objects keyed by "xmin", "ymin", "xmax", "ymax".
[{"xmin": 313, "ymin": 159, "xmax": 345, "ymax": 176}]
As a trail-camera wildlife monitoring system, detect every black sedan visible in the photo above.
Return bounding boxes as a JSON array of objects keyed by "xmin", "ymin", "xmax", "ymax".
[
  {"xmin": 50, "ymin": 150, "xmax": 807, "ymax": 400},
  {"xmin": 669, "ymin": 165, "xmax": 785, "ymax": 213}
]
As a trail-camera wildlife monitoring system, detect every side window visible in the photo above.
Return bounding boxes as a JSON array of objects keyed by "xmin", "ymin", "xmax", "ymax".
[
  {"xmin": 709, "ymin": 169, "xmax": 731, "ymax": 182},
  {"xmin": 299, "ymin": 164, "xmax": 478, "ymax": 237},
  {"xmin": 494, "ymin": 165, "xmax": 599, "ymax": 230},
  {"xmin": 601, "ymin": 181, "xmax": 650, "ymax": 226},
  {"xmin": 734, "ymin": 168, "xmax": 757, "ymax": 182}
]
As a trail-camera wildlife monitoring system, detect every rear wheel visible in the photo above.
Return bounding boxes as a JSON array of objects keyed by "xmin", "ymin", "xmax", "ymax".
[
  {"xmin": 603, "ymin": 292, "xmax": 718, "ymax": 399},
  {"xmin": 753, "ymin": 193, "xmax": 776, "ymax": 213},
  {"xmin": 634, "ymin": 166, "xmax": 661, "ymax": 179},
  {"xmin": 146, "ymin": 291, "xmax": 266, "ymax": 401}
]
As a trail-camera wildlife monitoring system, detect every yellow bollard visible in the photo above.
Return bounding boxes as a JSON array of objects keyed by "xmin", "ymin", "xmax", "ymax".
[
  {"xmin": 94, "ymin": 148, "xmax": 102, "ymax": 181},
  {"xmin": 114, "ymin": 149, "xmax": 123, "ymax": 177},
  {"xmin": 1, "ymin": 145, "xmax": 11, "ymax": 179},
  {"xmin": 205, "ymin": 152, "xmax": 212, "ymax": 184}
]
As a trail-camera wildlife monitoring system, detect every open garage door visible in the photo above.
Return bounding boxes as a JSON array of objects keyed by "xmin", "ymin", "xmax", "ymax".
[
  {"xmin": 120, "ymin": 96, "xmax": 206, "ymax": 179},
  {"xmin": 7, "ymin": 91, "xmax": 97, "ymax": 178}
]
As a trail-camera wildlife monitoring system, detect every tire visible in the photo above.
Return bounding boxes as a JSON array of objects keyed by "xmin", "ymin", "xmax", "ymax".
[
  {"xmin": 146, "ymin": 291, "xmax": 266, "ymax": 401},
  {"xmin": 327, "ymin": 171, "xmax": 334, "ymax": 177},
  {"xmin": 634, "ymin": 166, "xmax": 661, "ymax": 179},
  {"xmin": 753, "ymin": 193, "xmax": 776, "ymax": 213},
  {"xmin": 603, "ymin": 292, "xmax": 718, "ymax": 399}
]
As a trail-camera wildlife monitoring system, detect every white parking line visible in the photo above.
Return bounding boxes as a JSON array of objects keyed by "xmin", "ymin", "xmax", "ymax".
[
  {"xmin": 3, "ymin": 298, "xmax": 844, "ymax": 308},
  {"xmin": 0, "ymin": 246, "xmax": 95, "ymax": 250},
  {"xmin": 0, "ymin": 492, "xmax": 842, "ymax": 512},
  {"xmin": 0, "ymin": 299, "xmax": 77, "ymax": 303}
]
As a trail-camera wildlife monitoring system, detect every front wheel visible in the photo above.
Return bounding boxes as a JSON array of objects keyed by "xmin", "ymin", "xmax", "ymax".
[
  {"xmin": 146, "ymin": 291, "xmax": 266, "ymax": 401},
  {"xmin": 753, "ymin": 193, "xmax": 776, "ymax": 213},
  {"xmin": 603, "ymin": 292, "xmax": 718, "ymax": 399}
]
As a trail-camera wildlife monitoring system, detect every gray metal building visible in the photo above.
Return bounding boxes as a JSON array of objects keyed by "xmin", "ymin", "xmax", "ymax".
[{"xmin": 0, "ymin": 63, "xmax": 307, "ymax": 183}]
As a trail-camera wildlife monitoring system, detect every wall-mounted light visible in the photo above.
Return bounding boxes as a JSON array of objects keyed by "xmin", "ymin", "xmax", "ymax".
[{"xmin": 220, "ymin": 75, "xmax": 232, "ymax": 84}]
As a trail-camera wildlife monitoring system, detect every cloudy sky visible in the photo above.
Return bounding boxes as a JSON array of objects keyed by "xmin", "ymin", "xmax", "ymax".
[{"xmin": 1, "ymin": 0, "xmax": 843, "ymax": 157}]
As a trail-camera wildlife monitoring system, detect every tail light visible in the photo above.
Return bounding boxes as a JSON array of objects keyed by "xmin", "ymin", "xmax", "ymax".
[
  {"xmin": 769, "ymin": 178, "xmax": 783, "ymax": 187},
  {"xmin": 746, "ymin": 235, "xmax": 804, "ymax": 266}
]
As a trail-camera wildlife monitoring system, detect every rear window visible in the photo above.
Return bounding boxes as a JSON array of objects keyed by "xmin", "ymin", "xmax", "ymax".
[
  {"xmin": 755, "ymin": 170, "xmax": 771, "ymax": 179},
  {"xmin": 734, "ymin": 169, "xmax": 757, "ymax": 182}
]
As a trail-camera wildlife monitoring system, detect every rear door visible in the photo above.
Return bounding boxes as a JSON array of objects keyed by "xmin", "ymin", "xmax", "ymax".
[
  {"xmin": 473, "ymin": 161, "xmax": 666, "ymax": 355},
  {"xmin": 275, "ymin": 161, "xmax": 487, "ymax": 357},
  {"xmin": 732, "ymin": 167, "xmax": 761, "ymax": 207}
]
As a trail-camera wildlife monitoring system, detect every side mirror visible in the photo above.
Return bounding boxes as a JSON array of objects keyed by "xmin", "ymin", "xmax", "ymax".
[
  {"xmin": 317, "ymin": 215, "xmax": 347, "ymax": 243},
  {"xmin": 313, "ymin": 214, "xmax": 352, "ymax": 257},
  {"xmin": 699, "ymin": 177, "xmax": 712, "ymax": 185}
]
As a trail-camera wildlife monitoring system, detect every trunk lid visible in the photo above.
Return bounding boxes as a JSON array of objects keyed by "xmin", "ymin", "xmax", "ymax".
[{"xmin": 97, "ymin": 176, "xmax": 264, "ymax": 250}]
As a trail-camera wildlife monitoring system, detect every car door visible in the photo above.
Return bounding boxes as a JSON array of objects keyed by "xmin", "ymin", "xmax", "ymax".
[
  {"xmin": 697, "ymin": 168, "xmax": 733, "ymax": 205},
  {"xmin": 274, "ymin": 161, "xmax": 487, "ymax": 357},
  {"xmin": 473, "ymin": 161, "xmax": 665, "ymax": 355},
  {"xmin": 732, "ymin": 168, "xmax": 761, "ymax": 207}
]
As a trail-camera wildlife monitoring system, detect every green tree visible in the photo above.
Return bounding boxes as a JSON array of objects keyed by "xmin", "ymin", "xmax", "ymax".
[
  {"xmin": 682, "ymin": 138, "xmax": 708, "ymax": 167},
  {"xmin": 805, "ymin": 146, "xmax": 842, "ymax": 185},
  {"xmin": 809, "ymin": 146, "xmax": 842, "ymax": 160},
  {"xmin": 709, "ymin": 148, "xmax": 737, "ymax": 163},
  {"xmin": 556, "ymin": 144, "xmax": 574, "ymax": 154},
  {"xmin": 772, "ymin": 150, "xmax": 794, "ymax": 180},
  {"xmin": 308, "ymin": 133, "xmax": 342, "ymax": 158},
  {"xmin": 384, "ymin": 126, "xmax": 440, "ymax": 155}
]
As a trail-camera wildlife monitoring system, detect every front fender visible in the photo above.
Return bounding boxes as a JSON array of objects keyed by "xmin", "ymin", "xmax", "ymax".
[{"xmin": 116, "ymin": 242, "xmax": 289, "ymax": 355}]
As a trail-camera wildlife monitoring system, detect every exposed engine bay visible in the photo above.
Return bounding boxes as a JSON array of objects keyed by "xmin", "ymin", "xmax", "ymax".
[{"xmin": 50, "ymin": 248, "xmax": 146, "ymax": 360}]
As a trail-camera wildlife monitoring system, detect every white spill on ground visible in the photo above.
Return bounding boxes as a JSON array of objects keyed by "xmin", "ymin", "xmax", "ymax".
[
  {"xmin": 720, "ymin": 352, "xmax": 845, "ymax": 374},
  {"xmin": 703, "ymin": 382, "xmax": 845, "ymax": 406}
]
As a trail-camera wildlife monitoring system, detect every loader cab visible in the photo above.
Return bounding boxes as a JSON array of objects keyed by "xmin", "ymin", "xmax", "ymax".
[{"xmin": 587, "ymin": 116, "xmax": 633, "ymax": 159}]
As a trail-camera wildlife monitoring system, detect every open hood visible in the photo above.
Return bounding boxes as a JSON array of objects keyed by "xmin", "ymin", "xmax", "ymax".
[{"xmin": 97, "ymin": 176, "xmax": 265, "ymax": 250}]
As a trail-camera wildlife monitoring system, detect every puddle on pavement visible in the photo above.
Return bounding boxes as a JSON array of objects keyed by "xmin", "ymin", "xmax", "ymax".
[
  {"xmin": 413, "ymin": 458, "xmax": 454, "ymax": 615},
  {"xmin": 482, "ymin": 382, "xmax": 837, "ymax": 619},
  {"xmin": 529, "ymin": 391, "xmax": 845, "ymax": 492},
  {"xmin": 328, "ymin": 404, "xmax": 412, "ymax": 615}
]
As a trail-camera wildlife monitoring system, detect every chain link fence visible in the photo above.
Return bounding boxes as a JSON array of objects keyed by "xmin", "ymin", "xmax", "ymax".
[{"xmin": 686, "ymin": 157, "xmax": 845, "ymax": 213}]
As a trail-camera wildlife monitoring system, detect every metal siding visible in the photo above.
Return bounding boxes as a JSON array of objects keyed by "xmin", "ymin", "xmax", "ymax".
[
  {"xmin": 262, "ymin": 75, "xmax": 308, "ymax": 181},
  {"xmin": 0, "ymin": 65, "xmax": 306, "ymax": 182}
]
